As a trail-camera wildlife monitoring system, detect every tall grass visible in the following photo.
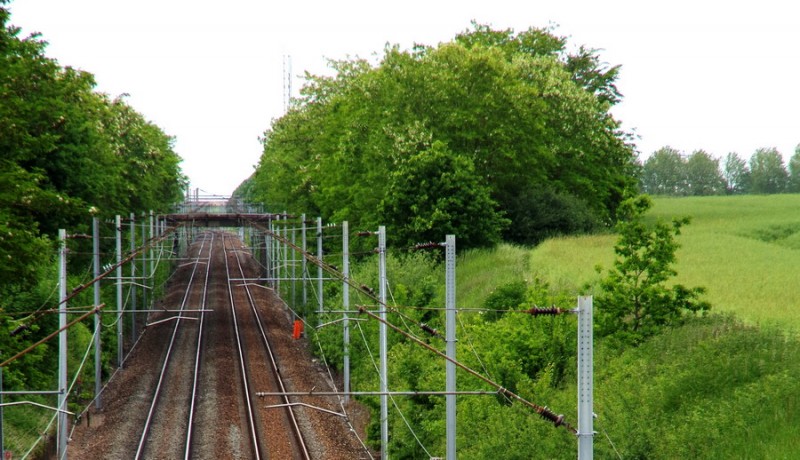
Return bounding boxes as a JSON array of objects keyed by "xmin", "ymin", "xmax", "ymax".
[
  {"xmin": 454, "ymin": 243, "xmax": 531, "ymax": 308},
  {"xmin": 528, "ymin": 194, "xmax": 800, "ymax": 329},
  {"xmin": 589, "ymin": 315, "xmax": 800, "ymax": 459}
]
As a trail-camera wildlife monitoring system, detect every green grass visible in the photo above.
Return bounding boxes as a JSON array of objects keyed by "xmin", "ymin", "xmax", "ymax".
[
  {"xmin": 446, "ymin": 217, "xmax": 800, "ymax": 458},
  {"xmin": 455, "ymin": 243, "xmax": 531, "ymax": 308},
  {"xmin": 589, "ymin": 315, "xmax": 800, "ymax": 459},
  {"xmin": 331, "ymin": 196, "xmax": 800, "ymax": 458},
  {"xmin": 526, "ymin": 194, "xmax": 800, "ymax": 329}
]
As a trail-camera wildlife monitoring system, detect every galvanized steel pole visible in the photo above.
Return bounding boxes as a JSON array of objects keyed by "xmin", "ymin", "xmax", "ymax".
[
  {"xmin": 276, "ymin": 216, "xmax": 282, "ymax": 294},
  {"xmin": 283, "ymin": 213, "xmax": 288, "ymax": 297},
  {"xmin": 301, "ymin": 214, "xmax": 307, "ymax": 317},
  {"xmin": 273, "ymin": 218, "xmax": 279, "ymax": 288},
  {"xmin": 1, "ymin": 366, "xmax": 4, "ymax": 456},
  {"xmin": 130, "ymin": 213, "xmax": 137, "ymax": 341},
  {"xmin": 342, "ymin": 221, "xmax": 351, "ymax": 403},
  {"xmin": 141, "ymin": 214, "xmax": 147, "ymax": 318},
  {"xmin": 57, "ymin": 229, "xmax": 68, "ymax": 459},
  {"xmin": 445, "ymin": 235, "xmax": 457, "ymax": 460},
  {"xmin": 291, "ymin": 225, "xmax": 297, "ymax": 320},
  {"xmin": 577, "ymin": 296, "xmax": 594, "ymax": 460},
  {"xmin": 92, "ymin": 218, "xmax": 102, "ymax": 409},
  {"xmin": 378, "ymin": 226, "xmax": 388, "ymax": 460},
  {"xmin": 149, "ymin": 210, "xmax": 154, "ymax": 278},
  {"xmin": 116, "ymin": 215, "xmax": 123, "ymax": 367},
  {"xmin": 266, "ymin": 219, "xmax": 273, "ymax": 288},
  {"xmin": 317, "ymin": 217, "xmax": 323, "ymax": 324}
]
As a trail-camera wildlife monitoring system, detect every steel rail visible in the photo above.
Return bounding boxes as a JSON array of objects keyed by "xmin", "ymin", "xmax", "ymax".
[
  {"xmin": 222, "ymin": 233, "xmax": 264, "ymax": 460},
  {"xmin": 134, "ymin": 233, "xmax": 212, "ymax": 459},
  {"xmin": 227, "ymin": 233, "xmax": 311, "ymax": 459},
  {"xmin": 184, "ymin": 232, "xmax": 214, "ymax": 459}
]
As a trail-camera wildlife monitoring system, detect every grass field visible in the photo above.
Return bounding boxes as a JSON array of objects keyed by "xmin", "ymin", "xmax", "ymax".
[
  {"xmin": 436, "ymin": 194, "xmax": 800, "ymax": 458},
  {"xmin": 318, "ymin": 194, "xmax": 800, "ymax": 458},
  {"xmin": 524, "ymin": 194, "xmax": 800, "ymax": 329}
]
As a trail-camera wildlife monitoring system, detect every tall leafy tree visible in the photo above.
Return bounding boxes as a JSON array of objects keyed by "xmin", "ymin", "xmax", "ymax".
[
  {"xmin": 787, "ymin": 144, "xmax": 800, "ymax": 193},
  {"xmin": 0, "ymin": 0, "xmax": 186, "ymax": 367},
  {"xmin": 749, "ymin": 147, "xmax": 788, "ymax": 194},
  {"xmin": 685, "ymin": 149, "xmax": 724, "ymax": 195},
  {"xmin": 103, "ymin": 96, "xmax": 186, "ymax": 213},
  {"xmin": 255, "ymin": 24, "xmax": 637, "ymax": 249},
  {"xmin": 380, "ymin": 139, "xmax": 508, "ymax": 248},
  {"xmin": 723, "ymin": 152, "xmax": 750, "ymax": 194},
  {"xmin": 640, "ymin": 146, "xmax": 686, "ymax": 195}
]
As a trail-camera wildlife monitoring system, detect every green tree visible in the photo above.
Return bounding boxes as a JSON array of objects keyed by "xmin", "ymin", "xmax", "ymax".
[
  {"xmin": 685, "ymin": 149, "xmax": 724, "ymax": 195},
  {"xmin": 749, "ymin": 147, "xmax": 788, "ymax": 194},
  {"xmin": 640, "ymin": 146, "xmax": 686, "ymax": 195},
  {"xmin": 254, "ymin": 24, "xmax": 637, "ymax": 249},
  {"xmin": 723, "ymin": 152, "xmax": 750, "ymax": 194},
  {"xmin": 103, "ymin": 96, "xmax": 186, "ymax": 213},
  {"xmin": 0, "ymin": 163, "xmax": 52, "ymax": 292},
  {"xmin": 380, "ymin": 139, "xmax": 508, "ymax": 249},
  {"xmin": 596, "ymin": 195, "xmax": 710, "ymax": 344},
  {"xmin": 787, "ymin": 144, "xmax": 800, "ymax": 193},
  {"xmin": 0, "ymin": 1, "xmax": 186, "ymax": 396},
  {"xmin": 503, "ymin": 186, "xmax": 597, "ymax": 245}
]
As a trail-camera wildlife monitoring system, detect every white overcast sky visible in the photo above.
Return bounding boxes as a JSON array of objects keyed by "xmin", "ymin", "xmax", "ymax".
[{"xmin": 8, "ymin": 0, "xmax": 800, "ymax": 196}]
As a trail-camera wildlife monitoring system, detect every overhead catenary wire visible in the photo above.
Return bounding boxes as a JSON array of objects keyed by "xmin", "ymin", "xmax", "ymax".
[
  {"xmin": 356, "ymin": 306, "xmax": 575, "ymax": 432},
  {"xmin": 190, "ymin": 212, "xmax": 580, "ymax": 456},
  {"xmin": 11, "ymin": 314, "xmax": 100, "ymax": 459},
  {"xmin": 6, "ymin": 217, "xmax": 179, "ymax": 457},
  {"xmin": 9, "ymin": 224, "xmax": 180, "ymax": 332},
  {"xmin": 239, "ymin": 214, "xmax": 575, "ymax": 431},
  {"xmin": 353, "ymin": 320, "xmax": 434, "ymax": 457},
  {"xmin": 385, "ymin": 280, "xmax": 445, "ymax": 342},
  {"xmin": 310, "ymin": 332, "xmax": 376, "ymax": 459},
  {"xmin": 0, "ymin": 304, "xmax": 106, "ymax": 368},
  {"xmin": 240, "ymin": 213, "xmax": 428, "ymax": 457}
]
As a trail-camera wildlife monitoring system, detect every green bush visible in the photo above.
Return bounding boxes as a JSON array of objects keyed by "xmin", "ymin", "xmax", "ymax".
[{"xmin": 503, "ymin": 187, "xmax": 599, "ymax": 245}]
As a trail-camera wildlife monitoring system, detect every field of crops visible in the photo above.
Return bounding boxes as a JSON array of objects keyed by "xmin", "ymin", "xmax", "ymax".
[{"xmin": 526, "ymin": 194, "xmax": 800, "ymax": 330}]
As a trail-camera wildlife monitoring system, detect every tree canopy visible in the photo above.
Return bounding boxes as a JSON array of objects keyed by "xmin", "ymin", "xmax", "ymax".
[
  {"xmin": 0, "ymin": 3, "xmax": 186, "ymax": 320},
  {"xmin": 640, "ymin": 145, "xmax": 800, "ymax": 196},
  {"xmin": 749, "ymin": 147, "xmax": 788, "ymax": 194},
  {"xmin": 251, "ymin": 23, "xmax": 637, "ymax": 249},
  {"xmin": 0, "ymin": 10, "xmax": 185, "ymax": 236}
]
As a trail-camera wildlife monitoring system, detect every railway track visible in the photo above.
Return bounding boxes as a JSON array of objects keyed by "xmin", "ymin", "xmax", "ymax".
[
  {"xmin": 222, "ymin": 232, "xmax": 311, "ymax": 459},
  {"xmin": 67, "ymin": 229, "xmax": 369, "ymax": 458},
  {"xmin": 134, "ymin": 232, "xmax": 213, "ymax": 459},
  {"xmin": 131, "ymin": 231, "xmax": 309, "ymax": 459}
]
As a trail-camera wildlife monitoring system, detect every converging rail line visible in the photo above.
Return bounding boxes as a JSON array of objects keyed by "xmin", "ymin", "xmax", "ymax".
[
  {"xmin": 135, "ymin": 232, "xmax": 214, "ymax": 459},
  {"xmin": 222, "ymin": 232, "xmax": 311, "ymax": 459},
  {"xmin": 63, "ymin": 226, "xmax": 364, "ymax": 458}
]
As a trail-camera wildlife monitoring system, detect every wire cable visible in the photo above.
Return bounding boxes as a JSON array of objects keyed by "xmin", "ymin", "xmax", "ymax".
[
  {"xmin": 354, "ymin": 321, "xmax": 434, "ymax": 458},
  {"xmin": 311, "ymin": 333, "xmax": 375, "ymax": 459}
]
